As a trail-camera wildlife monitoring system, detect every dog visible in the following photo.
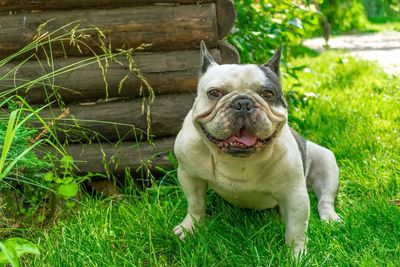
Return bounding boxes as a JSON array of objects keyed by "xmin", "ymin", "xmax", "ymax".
[{"xmin": 173, "ymin": 41, "xmax": 340, "ymax": 256}]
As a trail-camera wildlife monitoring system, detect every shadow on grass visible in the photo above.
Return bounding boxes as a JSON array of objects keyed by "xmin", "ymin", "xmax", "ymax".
[{"xmin": 291, "ymin": 45, "xmax": 320, "ymax": 58}]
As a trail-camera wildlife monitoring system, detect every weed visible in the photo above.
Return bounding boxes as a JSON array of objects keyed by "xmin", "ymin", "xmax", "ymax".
[{"xmin": 0, "ymin": 20, "xmax": 154, "ymax": 228}]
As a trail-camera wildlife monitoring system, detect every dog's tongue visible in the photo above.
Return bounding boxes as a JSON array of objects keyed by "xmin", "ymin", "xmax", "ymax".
[{"xmin": 227, "ymin": 128, "xmax": 257, "ymax": 147}]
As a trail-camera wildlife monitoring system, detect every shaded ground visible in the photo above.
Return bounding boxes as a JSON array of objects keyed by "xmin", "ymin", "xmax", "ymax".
[{"xmin": 304, "ymin": 31, "xmax": 400, "ymax": 75}]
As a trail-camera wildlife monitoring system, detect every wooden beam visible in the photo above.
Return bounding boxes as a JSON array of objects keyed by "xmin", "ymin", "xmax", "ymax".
[
  {"xmin": 0, "ymin": 50, "xmax": 206, "ymax": 103},
  {"xmin": 50, "ymin": 137, "xmax": 176, "ymax": 174},
  {"xmin": 0, "ymin": 0, "xmax": 215, "ymax": 12},
  {"xmin": 0, "ymin": 0, "xmax": 236, "ymax": 40},
  {"xmin": 0, "ymin": 4, "xmax": 218, "ymax": 58},
  {"xmin": 0, "ymin": 45, "xmax": 239, "ymax": 104},
  {"xmin": 36, "ymin": 93, "xmax": 195, "ymax": 142}
]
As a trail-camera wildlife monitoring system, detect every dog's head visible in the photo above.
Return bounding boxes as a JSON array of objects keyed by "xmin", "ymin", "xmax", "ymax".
[{"xmin": 192, "ymin": 42, "xmax": 288, "ymax": 157}]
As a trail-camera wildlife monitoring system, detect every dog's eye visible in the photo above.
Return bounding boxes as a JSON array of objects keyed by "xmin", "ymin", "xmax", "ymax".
[
  {"xmin": 260, "ymin": 90, "xmax": 275, "ymax": 99},
  {"xmin": 207, "ymin": 89, "xmax": 223, "ymax": 99}
]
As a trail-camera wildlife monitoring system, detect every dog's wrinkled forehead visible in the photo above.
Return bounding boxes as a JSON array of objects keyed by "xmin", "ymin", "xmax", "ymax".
[
  {"xmin": 198, "ymin": 63, "xmax": 286, "ymax": 107},
  {"xmin": 197, "ymin": 41, "xmax": 287, "ymax": 107},
  {"xmin": 198, "ymin": 64, "xmax": 278, "ymax": 91}
]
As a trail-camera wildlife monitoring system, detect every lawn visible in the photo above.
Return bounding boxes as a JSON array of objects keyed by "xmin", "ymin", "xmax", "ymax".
[
  {"xmin": 364, "ymin": 21, "xmax": 400, "ymax": 32},
  {"xmin": 16, "ymin": 51, "xmax": 400, "ymax": 266}
]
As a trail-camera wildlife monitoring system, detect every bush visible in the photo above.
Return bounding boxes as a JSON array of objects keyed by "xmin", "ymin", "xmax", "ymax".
[
  {"xmin": 362, "ymin": 0, "xmax": 400, "ymax": 22},
  {"xmin": 228, "ymin": 0, "xmax": 320, "ymax": 64},
  {"xmin": 319, "ymin": 0, "xmax": 368, "ymax": 33}
]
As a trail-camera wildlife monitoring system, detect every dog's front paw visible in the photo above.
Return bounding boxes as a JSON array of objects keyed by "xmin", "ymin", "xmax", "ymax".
[{"xmin": 173, "ymin": 215, "xmax": 196, "ymax": 240}]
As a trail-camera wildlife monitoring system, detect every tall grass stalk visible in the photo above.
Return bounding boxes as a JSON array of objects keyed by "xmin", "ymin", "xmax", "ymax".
[
  {"xmin": 0, "ymin": 20, "xmax": 156, "ymax": 231},
  {"xmin": 0, "ymin": 19, "xmax": 155, "ymax": 175}
]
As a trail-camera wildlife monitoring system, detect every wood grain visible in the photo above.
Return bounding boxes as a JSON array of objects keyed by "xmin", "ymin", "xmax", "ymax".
[
  {"xmin": 0, "ymin": 46, "xmax": 241, "ymax": 104},
  {"xmin": 43, "ymin": 137, "xmax": 175, "ymax": 174},
  {"xmin": 0, "ymin": 50, "xmax": 205, "ymax": 103},
  {"xmin": 0, "ymin": 0, "xmax": 214, "ymax": 12},
  {"xmin": 0, "ymin": 4, "xmax": 218, "ymax": 57},
  {"xmin": 35, "ymin": 93, "xmax": 195, "ymax": 142}
]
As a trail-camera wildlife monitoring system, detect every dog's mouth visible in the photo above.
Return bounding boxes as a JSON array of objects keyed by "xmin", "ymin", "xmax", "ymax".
[{"xmin": 201, "ymin": 126, "xmax": 277, "ymax": 157}]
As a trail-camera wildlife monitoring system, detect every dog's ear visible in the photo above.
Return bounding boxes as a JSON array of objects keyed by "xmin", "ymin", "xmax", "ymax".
[
  {"xmin": 263, "ymin": 46, "xmax": 282, "ymax": 77},
  {"xmin": 200, "ymin": 40, "xmax": 218, "ymax": 75}
]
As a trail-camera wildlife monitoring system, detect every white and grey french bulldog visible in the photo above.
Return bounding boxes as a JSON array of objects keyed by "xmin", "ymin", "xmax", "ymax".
[{"xmin": 173, "ymin": 41, "xmax": 340, "ymax": 256}]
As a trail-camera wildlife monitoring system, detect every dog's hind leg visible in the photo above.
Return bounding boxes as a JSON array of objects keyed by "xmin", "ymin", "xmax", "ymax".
[{"xmin": 306, "ymin": 141, "xmax": 341, "ymax": 222}]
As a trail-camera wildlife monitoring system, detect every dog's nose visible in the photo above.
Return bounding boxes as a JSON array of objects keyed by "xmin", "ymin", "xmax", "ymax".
[{"xmin": 231, "ymin": 96, "xmax": 255, "ymax": 113}]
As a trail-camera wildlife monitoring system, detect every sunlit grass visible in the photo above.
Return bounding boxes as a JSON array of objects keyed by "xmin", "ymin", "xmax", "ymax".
[{"xmin": 363, "ymin": 21, "xmax": 400, "ymax": 32}]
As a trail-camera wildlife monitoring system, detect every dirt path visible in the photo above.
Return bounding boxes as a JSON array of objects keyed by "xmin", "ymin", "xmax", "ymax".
[{"xmin": 303, "ymin": 31, "xmax": 400, "ymax": 75}]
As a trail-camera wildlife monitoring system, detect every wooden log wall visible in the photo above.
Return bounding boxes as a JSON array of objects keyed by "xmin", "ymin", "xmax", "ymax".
[{"xmin": 0, "ymin": 0, "xmax": 238, "ymax": 174}]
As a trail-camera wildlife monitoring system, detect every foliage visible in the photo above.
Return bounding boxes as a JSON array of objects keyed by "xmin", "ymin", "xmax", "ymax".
[
  {"xmin": 0, "ymin": 103, "xmax": 49, "ymax": 184},
  {"xmin": 0, "ymin": 238, "xmax": 40, "ymax": 267},
  {"xmin": 23, "ymin": 52, "xmax": 400, "ymax": 266},
  {"xmin": 319, "ymin": 0, "xmax": 368, "ymax": 34},
  {"xmin": 228, "ymin": 0, "xmax": 320, "ymax": 64},
  {"xmin": 362, "ymin": 0, "xmax": 400, "ymax": 22},
  {"xmin": 0, "ymin": 97, "xmax": 74, "ymax": 225},
  {"xmin": 230, "ymin": 0, "xmax": 397, "ymax": 56}
]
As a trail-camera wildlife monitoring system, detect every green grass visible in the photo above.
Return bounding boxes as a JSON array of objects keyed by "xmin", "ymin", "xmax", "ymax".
[
  {"xmin": 325, "ymin": 20, "xmax": 400, "ymax": 35},
  {"xmin": 17, "ymin": 51, "xmax": 400, "ymax": 266},
  {"xmin": 363, "ymin": 21, "xmax": 400, "ymax": 33}
]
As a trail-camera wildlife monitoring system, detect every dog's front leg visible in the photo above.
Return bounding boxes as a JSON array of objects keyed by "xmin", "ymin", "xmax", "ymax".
[
  {"xmin": 278, "ymin": 186, "xmax": 310, "ymax": 257},
  {"xmin": 173, "ymin": 166, "xmax": 207, "ymax": 240}
]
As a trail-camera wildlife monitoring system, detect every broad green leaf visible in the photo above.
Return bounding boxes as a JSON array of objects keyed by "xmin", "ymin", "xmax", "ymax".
[
  {"xmin": 58, "ymin": 183, "xmax": 79, "ymax": 197},
  {"xmin": 63, "ymin": 177, "xmax": 73, "ymax": 184},
  {"xmin": 43, "ymin": 172, "xmax": 53, "ymax": 182},
  {"xmin": 9, "ymin": 238, "xmax": 40, "ymax": 257},
  {"xmin": 0, "ymin": 241, "xmax": 19, "ymax": 267},
  {"xmin": 60, "ymin": 155, "xmax": 73, "ymax": 166},
  {"xmin": 0, "ymin": 238, "xmax": 39, "ymax": 267}
]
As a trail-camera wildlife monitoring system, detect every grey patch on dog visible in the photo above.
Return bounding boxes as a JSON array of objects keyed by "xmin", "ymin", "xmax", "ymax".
[
  {"xmin": 199, "ymin": 41, "xmax": 216, "ymax": 75},
  {"xmin": 263, "ymin": 46, "xmax": 282, "ymax": 77},
  {"xmin": 290, "ymin": 128, "xmax": 307, "ymax": 175},
  {"xmin": 257, "ymin": 65, "xmax": 287, "ymax": 108}
]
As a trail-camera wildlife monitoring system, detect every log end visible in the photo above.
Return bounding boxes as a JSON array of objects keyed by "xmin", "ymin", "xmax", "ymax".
[
  {"xmin": 218, "ymin": 40, "xmax": 240, "ymax": 64},
  {"xmin": 216, "ymin": 0, "xmax": 236, "ymax": 39}
]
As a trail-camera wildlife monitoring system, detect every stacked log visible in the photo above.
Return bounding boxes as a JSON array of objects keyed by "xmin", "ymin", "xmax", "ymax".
[{"xmin": 0, "ymin": 0, "xmax": 238, "ymax": 174}]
